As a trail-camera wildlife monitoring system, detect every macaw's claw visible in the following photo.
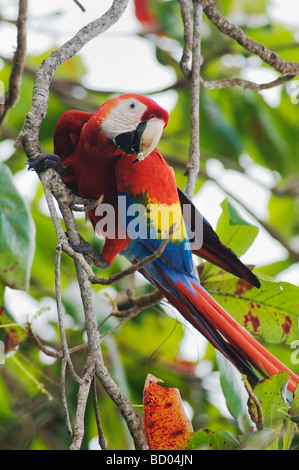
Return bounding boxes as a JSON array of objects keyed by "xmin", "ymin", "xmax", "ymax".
[
  {"xmin": 69, "ymin": 238, "xmax": 110, "ymax": 270},
  {"xmin": 27, "ymin": 154, "xmax": 65, "ymax": 177}
]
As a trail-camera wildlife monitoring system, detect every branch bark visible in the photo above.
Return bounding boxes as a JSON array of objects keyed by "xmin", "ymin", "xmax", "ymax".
[
  {"xmin": 15, "ymin": 0, "xmax": 130, "ymax": 158},
  {"xmin": 199, "ymin": 0, "xmax": 299, "ymax": 76},
  {"xmin": 17, "ymin": 0, "xmax": 299, "ymax": 449},
  {"xmin": 178, "ymin": 0, "xmax": 192, "ymax": 80},
  {"xmin": 178, "ymin": 0, "xmax": 202, "ymax": 198},
  {"xmin": 177, "ymin": 0, "xmax": 299, "ymax": 100},
  {"xmin": 184, "ymin": 0, "xmax": 202, "ymax": 198},
  {"xmin": 200, "ymin": 74, "xmax": 295, "ymax": 92}
]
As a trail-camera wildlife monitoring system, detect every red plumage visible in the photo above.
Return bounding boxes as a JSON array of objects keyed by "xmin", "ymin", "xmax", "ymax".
[{"xmin": 52, "ymin": 94, "xmax": 299, "ymax": 393}]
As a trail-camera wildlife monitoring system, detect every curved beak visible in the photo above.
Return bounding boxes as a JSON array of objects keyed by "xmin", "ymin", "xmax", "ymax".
[
  {"xmin": 113, "ymin": 119, "xmax": 165, "ymax": 162},
  {"xmin": 113, "ymin": 121, "xmax": 147, "ymax": 157}
]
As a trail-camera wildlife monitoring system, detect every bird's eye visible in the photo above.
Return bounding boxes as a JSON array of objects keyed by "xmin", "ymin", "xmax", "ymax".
[
  {"xmin": 150, "ymin": 114, "xmax": 155, "ymax": 119},
  {"xmin": 130, "ymin": 102, "xmax": 135, "ymax": 109}
]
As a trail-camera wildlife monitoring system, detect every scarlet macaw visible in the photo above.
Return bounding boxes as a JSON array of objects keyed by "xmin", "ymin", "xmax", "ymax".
[{"xmin": 32, "ymin": 94, "xmax": 299, "ymax": 392}]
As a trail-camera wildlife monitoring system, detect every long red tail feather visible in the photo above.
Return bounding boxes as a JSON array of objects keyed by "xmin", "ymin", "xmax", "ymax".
[{"xmin": 157, "ymin": 276, "xmax": 299, "ymax": 393}]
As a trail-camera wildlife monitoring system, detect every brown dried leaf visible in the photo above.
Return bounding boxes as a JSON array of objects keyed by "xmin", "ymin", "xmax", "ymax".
[{"xmin": 143, "ymin": 374, "xmax": 193, "ymax": 450}]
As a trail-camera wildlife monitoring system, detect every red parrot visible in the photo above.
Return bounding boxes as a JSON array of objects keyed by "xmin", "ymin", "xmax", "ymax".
[{"xmin": 32, "ymin": 94, "xmax": 299, "ymax": 393}]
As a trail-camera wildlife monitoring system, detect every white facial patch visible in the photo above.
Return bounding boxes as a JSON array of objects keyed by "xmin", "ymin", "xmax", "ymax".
[{"xmin": 101, "ymin": 98, "xmax": 147, "ymax": 141}]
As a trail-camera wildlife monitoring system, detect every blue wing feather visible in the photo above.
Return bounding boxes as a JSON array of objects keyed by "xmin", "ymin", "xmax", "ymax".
[{"xmin": 118, "ymin": 191, "xmax": 196, "ymax": 277}]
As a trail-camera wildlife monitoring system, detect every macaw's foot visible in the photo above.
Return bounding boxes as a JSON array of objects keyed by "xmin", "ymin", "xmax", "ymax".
[
  {"xmin": 69, "ymin": 236, "xmax": 110, "ymax": 270},
  {"xmin": 27, "ymin": 154, "xmax": 65, "ymax": 177}
]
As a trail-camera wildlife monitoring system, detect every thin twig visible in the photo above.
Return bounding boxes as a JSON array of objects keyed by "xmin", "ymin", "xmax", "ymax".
[
  {"xmin": 100, "ymin": 311, "xmax": 139, "ymax": 339},
  {"xmin": 209, "ymin": 177, "xmax": 299, "ymax": 262},
  {"xmin": 18, "ymin": 0, "xmax": 148, "ymax": 451},
  {"xmin": 69, "ymin": 361, "xmax": 95, "ymax": 450},
  {"xmin": 126, "ymin": 288, "xmax": 164, "ymax": 309},
  {"xmin": 91, "ymin": 378, "xmax": 108, "ymax": 450},
  {"xmin": 61, "ymin": 358, "xmax": 73, "ymax": 435},
  {"xmin": 184, "ymin": 0, "xmax": 202, "ymax": 198},
  {"xmin": 200, "ymin": 74, "xmax": 295, "ymax": 92},
  {"xmin": 73, "ymin": 0, "xmax": 86, "ymax": 13},
  {"xmin": 16, "ymin": 349, "xmax": 58, "ymax": 387},
  {"xmin": 57, "ymin": 184, "xmax": 148, "ymax": 450},
  {"xmin": 91, "ymin": 234, "xmax": 172, "ymax": 285},
  {"xmin": 199, "ymin": 0, "xmax": 299, "ymax": 76},
  {"xmin": 178, "ymin": 0, "xmax": 192, "ymax": 80},
  {"xmin": 55, "ymin": 243, "xmax": 82, "ymax": 383},
  {"xmin": 242, "ymin": 375, "xmax": 264, "ymax": 431},
  {"xmin": 70, "ymin": 195, "xmax": 103, "ymax": 212},
  {"xmin": 166, "ymin": 149, "xmax": 299, "ymax": 262},
  {"xmin": 53, "ymin": 214, "xmax": 173, "ymax": 286},
  {"xmin": 11, "ymin": 354, "xmax": 52, "ymax": 400},
  {"xmin": 27, "ymin": 321, "xmax": 61, "ymax": 358},
  {"xmin": 0, "ymin": 0, "xmax": 28, "ymax": 125},
  {"xmin": 28, "ymin": 287, "xmax": 165, "ymax": 362},
  {"xmin": 15, "ymin": 0, "xmax": 130, "ymax": 155},
  {"xmin": 1, "ymin": 49, "xmax": 294, "ymax": 112}
]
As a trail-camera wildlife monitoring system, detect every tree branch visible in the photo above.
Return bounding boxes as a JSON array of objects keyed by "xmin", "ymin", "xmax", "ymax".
[
  {"xmin": 18, "ymin": 0, "xmax": 149, "ymax": 451},
  {"xmin": 242, "ymin": 375, "xmax": 264, "ymax": 431},
  {"xmin": 211, "ymin": 178, "xmax": 299, "ymax": 263},
  {"xmin": 199, "ymin": 0, "xmax": 299, "ymax": 76},
  {"xmin": 200, "ymin": 74, "xmax": 295, "ymax": 92},
  {"xmin": 61, "ymin": 358, "xmax": 73, "ymax": 435},
  {"xmin": 69, "ymin": 360, "xmax": 95, "ymax": 450},
  {"xmin": 184, "ymin": 0, "xmax": 202, "ymax": 198},
  {"xmin": 178, "ymin": 0, "xmax": 192, "ymax": 80},
  {"xmin": 55, "ymin": 243, "xmax": 82, "ymax": 383},
  {"xmin": 15, "ymin": 0, "xmax": 130, "ymax": 157},
  {"xmin": 28, "ymin": 287, "xmax": 164, "ymax": 362},
  {"xmin": 179, "ymin": 0, "xmax": 202, "ymax": 199},
  {"xmin": 91, "ymin": 378, "xmax": 108, "ymax": 450},
  {"xmin": 73, "ymin": 0, "xmax": 86, "ymax": 13},
  {"xmin": 0, "ymin": 0, "xmax": 28, "ymax": 126}
]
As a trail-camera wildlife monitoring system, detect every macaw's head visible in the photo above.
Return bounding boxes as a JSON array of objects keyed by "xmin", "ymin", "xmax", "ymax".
[{"xmin": 95, "ymin": 94, "xmax": 169, "ymax": 161}]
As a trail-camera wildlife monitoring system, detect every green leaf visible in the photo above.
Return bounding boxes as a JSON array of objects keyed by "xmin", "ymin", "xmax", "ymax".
[
  {"xmin": 0, "ymin": 164, "xmax": 35, "ymax": 290},
  {"xmin": 200, "ymin": 92, "xmax": 243, "ymax": 162},
  {"xmin": 248, "ymin": 372, "xmax": 289, "ymax": 432},
  {"xmin": 203, "ymin": 273, "xmax": 299, "ymax": 344},
  {"xmin": 216, "ymin": 351, "xmax": 253, "ymax": 433},
  {"xmin": 257, "ymin": 258, "xmax": 294, "ymax": 278},
  {"xmin": 241, "ymin": 428, "xmax": 278, "ymax": 450},
  {"xmin": 117, "ymin": 310, "xmax": 184, "ymax": 362},
  {"xmin": 219, "ymin": 0, "xmax": 267, "ymax": 16},
  {"xmin": 267, "ymin": 194, "xmax": 299, "ymax": 239},
  {"xmin": 248, "ymin": 373, "xmax": 297, "ymax": 450},
  {"xmin": 216, "ymin": 199, "xmax": 259, "ymax": 257},
  {"xmin": 249, "ymin": 24, "xmax": 297, "ymax": 56},
  {"xmin": 151, "ymin": 0, "xmax": 183, "ymax": 42},
  {"xmin": 0, "ymin": 373, "xmax": 16, "ymax": 421},
  {"xmin": 187, "ymin": 429, "xmax": 240, "ymax": 450},
  {"xmin": 202, "ymin": 199, "xmax": 259, "ymax": 281}
]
